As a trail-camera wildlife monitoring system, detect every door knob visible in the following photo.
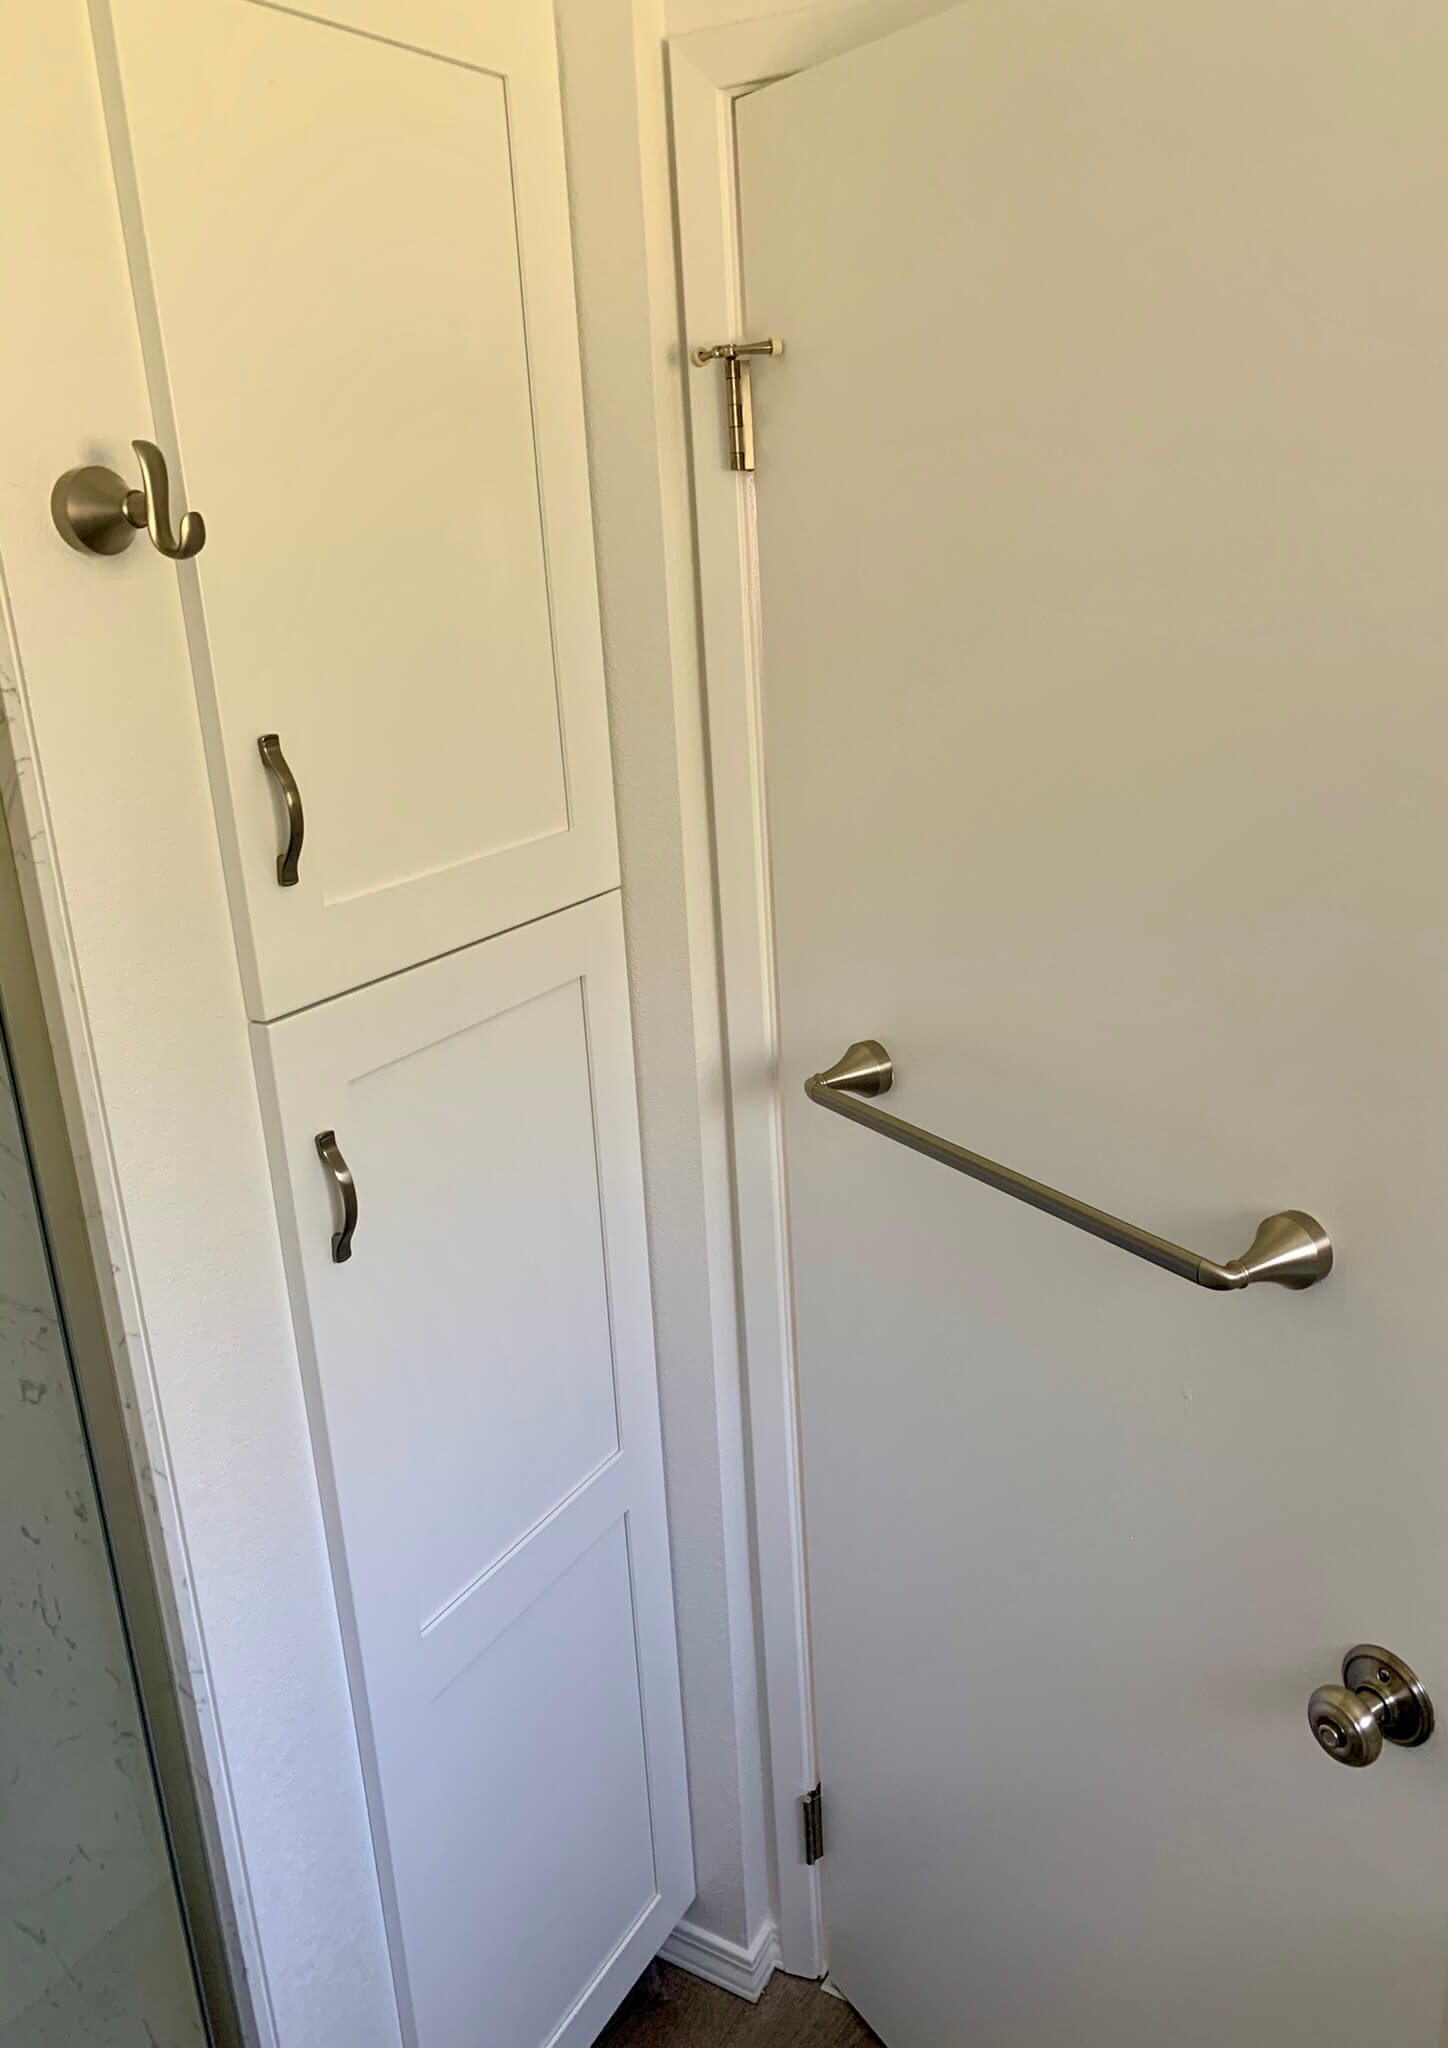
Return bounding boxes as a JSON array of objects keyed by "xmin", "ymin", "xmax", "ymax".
[
  {"xmin": 1307, "ymin": 1645, "xmax": 1433, "ymax": 1767},
  {"xmin": 52, "ymin": 439, "xmax": 206, "ymax": 560}
]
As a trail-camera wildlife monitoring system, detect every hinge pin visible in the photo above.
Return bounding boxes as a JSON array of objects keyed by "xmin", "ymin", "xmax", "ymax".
[
  {"xmin": 802, "ymin": 1782, "xmax": 824, "ymax": 1865},
  {"xmin": 690, "ymin": 338, "xmax": 784, "ymax": 472}
]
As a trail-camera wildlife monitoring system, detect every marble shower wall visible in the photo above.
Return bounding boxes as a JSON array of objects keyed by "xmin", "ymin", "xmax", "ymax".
[{"xmin": 0, "ymin": 1028, "xmax": 204, "ymax": 2046}]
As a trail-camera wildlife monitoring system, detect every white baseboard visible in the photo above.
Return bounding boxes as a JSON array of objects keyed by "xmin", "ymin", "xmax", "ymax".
[{"xmin": 659, "ymin": 1916, "xmax": 781, "ymax": 2004}]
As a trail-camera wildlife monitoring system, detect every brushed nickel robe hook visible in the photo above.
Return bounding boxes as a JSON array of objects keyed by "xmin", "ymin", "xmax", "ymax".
[{"xmin": 52, "ymin": 439, "xmax": 206, "ymax": 560}]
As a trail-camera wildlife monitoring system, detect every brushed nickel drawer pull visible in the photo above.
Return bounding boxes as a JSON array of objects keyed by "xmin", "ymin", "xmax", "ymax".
[
  {"xmin": 314, "ymin": 1130, "xmax": 357, "ymax": 1264},
  {"xmin": 257, "ymin": 733, "xmax": 304, "ymax": 887},
  {"xmin": 805, "ymin": 1040, "xmax": 1332, "ymax": 1292}
]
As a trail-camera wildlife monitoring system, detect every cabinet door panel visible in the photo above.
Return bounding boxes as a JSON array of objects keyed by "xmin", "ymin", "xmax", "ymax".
[
  {"xmin": 103, "ymin": 0, "xmax": 616, "ymax": 1017},
  {"xmin": 251, "ymin": 896, "xmax": 691, "ymax": 2048}
]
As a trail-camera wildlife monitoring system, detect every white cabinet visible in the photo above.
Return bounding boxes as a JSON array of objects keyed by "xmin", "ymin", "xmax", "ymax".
[
  {"xmin": 251, "ymin": 895, "xmax": 691, "ymax": 2048},
  {"xmin": 72, "ymin": 6, "xmax": 690, "ymax": 2027},
  {"xmin": 104, "ymin": 0, "xmax": 617, "ymax": 1019}
]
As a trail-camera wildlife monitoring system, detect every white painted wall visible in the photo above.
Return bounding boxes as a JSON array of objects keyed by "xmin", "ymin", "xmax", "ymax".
[
  {"xmin": 552, "ymin": 0, "xmax": 968, "ymax": 1976},
  {"xmin": 553, "ymin": 0, "xmax": 773, "ymax": 1960}
]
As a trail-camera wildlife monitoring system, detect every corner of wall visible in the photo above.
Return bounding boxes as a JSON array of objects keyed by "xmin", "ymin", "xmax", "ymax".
[{"xmin": 552, "ymin": 0, "xmax": 775, "ymax": 1958}]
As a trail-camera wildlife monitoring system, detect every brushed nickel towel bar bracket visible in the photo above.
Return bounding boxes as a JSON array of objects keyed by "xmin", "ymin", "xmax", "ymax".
[
  {"xmin": 690, "ymin": 337, "xmax": 783, "ymax": 472},
  {"xmin": 805, "ymin": 1041, "xmax": 1333, "ymax": 1293}
]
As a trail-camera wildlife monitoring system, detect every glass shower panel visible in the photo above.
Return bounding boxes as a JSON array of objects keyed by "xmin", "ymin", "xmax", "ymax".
[{"xmin": 0, "ymin": 1020, "xmax": 207, "ymax": 2047}]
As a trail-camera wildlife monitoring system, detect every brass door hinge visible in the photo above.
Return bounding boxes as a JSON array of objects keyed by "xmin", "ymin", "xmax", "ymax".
[
  {"xmin": 802, "ymin": 1782, "xmax": 824, "ymax": 1866},
  {"xmin": 690, "ymin": 338, "xmax": 783, "ymax": 472}
]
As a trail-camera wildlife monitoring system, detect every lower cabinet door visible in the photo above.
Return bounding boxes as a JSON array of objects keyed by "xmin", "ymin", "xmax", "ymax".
[{"xmin": 251, "ymin": 894, "xmax": 692, "ymax": 2048}]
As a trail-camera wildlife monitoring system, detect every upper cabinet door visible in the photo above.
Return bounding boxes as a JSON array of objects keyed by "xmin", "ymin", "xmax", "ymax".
[{"xmin": 99, "ymin": 0, "xmax": 617, "ymax": 1019}]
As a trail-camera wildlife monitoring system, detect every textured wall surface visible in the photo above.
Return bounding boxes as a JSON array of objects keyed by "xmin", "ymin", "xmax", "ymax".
[{"xmin": 0, "ymin": 1036, "xmax": 203, "ymax": 2046}]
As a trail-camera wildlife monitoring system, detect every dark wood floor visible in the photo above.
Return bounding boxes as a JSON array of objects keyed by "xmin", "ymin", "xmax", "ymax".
[{"xmin": 598, "ymin": 1963, "xmax": 881, "ymax": 2048}]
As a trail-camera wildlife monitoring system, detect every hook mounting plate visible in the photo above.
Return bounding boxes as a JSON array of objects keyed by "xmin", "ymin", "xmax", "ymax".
[{"xmin": 51, "ymin": 465, "xmax": 144, "ymax": 556}]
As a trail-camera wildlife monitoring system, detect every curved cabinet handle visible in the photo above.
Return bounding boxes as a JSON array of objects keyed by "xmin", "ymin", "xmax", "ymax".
[
  {"xmin": 257, "ymin": 734, "xmax": 304, "ymax": 887},
  {"xmin": 314, "ymin": 1130, "xmax": 357, "ymax": 1264},
  {"xmin": 806, "ymin": 1040, "xmax": 1333, "ymax": 1292},
  {"xmin": 51, "ymin": 438, "xmax": 206, "ymax": 559}
]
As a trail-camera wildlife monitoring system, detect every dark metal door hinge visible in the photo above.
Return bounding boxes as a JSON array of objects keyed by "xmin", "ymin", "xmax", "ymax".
[
  {"xmin": 690, "ymin": 337, "xmax": 784, "ymax": 472},
  {"xmin": 802, "ymin": 1782, "xmax": 824, "ymax": 1865}
]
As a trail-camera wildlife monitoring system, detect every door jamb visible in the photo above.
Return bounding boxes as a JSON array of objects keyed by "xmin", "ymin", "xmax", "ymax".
[{"xmin": 666, "ymin": 0, "xmax": 959, "ymax": 1981}]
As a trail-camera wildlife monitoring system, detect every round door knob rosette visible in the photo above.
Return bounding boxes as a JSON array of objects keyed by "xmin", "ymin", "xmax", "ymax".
[{"xmin": 1308, "ymin": 1645, "xmax": 1433, "ymax": 1768}]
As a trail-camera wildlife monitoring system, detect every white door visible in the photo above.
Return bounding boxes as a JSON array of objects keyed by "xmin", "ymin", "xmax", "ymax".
[
  {"xmin": 735, "ymin": 4, "xmax": 1448, "ymax": 2043},
  {"xmin": 251, "ymin": 896, "xmax": 691, "ymax": 2048},
  {"xmin": 91, "ymin": 0, "xmax": 616, "ymax": 1021}
]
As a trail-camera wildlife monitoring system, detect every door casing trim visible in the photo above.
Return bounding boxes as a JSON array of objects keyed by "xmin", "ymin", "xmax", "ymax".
[{"xmin": 665, "ymin": 0, "xmax": 959, "ymax": 1979}]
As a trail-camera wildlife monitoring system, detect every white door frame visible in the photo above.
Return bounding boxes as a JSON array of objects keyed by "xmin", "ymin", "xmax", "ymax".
[{"xmin": 666, "ymin": 0, "xmax": 960, "ymax": 1981}]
